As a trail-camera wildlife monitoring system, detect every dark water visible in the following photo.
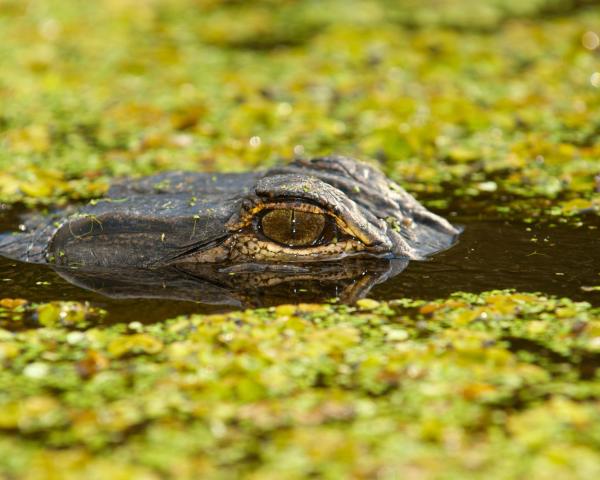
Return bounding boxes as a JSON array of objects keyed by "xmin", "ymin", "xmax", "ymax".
[{"xmin": 1, "ymin": 204, "xmax": 599, "ymax": 324}]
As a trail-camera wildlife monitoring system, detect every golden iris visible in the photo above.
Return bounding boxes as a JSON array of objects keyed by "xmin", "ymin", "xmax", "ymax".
[{"xmin": 260, "ymin": 209, "xmax": 326, "ymax": 247}]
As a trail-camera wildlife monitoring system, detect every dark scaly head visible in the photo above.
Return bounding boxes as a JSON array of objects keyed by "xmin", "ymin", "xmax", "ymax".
[
  {"xmin": 0, "ymin": 156, "xmax": 460, "ymax": 268},
  {"xmin": 177, "ymin": 156, "xmax": 460, "ymax": 264}
]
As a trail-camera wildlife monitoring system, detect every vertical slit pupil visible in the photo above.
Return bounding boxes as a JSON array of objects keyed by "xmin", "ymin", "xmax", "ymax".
[{"xmin": 260, "ymin": 209, "xmax": 326, "ymax": 247}]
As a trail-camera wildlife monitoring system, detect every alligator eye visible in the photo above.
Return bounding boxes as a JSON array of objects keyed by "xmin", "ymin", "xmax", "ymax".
[{"xmin": 259, "ymin": 209, "xmax": 328, "ymax": 247}]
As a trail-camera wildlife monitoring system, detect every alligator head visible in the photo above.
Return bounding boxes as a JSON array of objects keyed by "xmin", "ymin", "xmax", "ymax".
[{"xmin": 0, "ymin": 156, "xmax": 460, "ymax": 304}]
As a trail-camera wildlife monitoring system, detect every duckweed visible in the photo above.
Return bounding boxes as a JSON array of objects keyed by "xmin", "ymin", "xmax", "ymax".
[
  {"xmin": 1, "ymin": 1, "xmax": 600, "ymax": 478},
  {"xmin": 0, "ymin": 0, "xmax": 598, "ymax": 219},
  {"xmin": 0, "ymin": 291, "xmax": 598, "ymax": 478},
  {"xmin": 0, "ymin": 298, "xmax": 106, "ymax": 330}
]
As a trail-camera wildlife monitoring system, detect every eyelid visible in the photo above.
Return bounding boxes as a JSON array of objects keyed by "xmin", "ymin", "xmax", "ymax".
[
  {"xmin": 256, "ymin": 201, "xmax": 327, "ymax": 216},
  {"xmin": 253, "ymin": 174, "xmax": 390, "ymax": 248}
]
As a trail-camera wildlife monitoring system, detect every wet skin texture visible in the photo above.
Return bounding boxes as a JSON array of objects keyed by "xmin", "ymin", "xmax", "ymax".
[
  {"xmin": 0, "ymin": 156, "xmax": 459, "ymax": 304},
  {"xmin": 0, "ymin": 156, "xmax": 459, "ymax": 268}
]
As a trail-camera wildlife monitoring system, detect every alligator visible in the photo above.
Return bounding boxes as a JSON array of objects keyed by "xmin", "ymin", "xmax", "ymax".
[{"xmin": 0, "ymin": 156, "xmax": 460, "ymax": 304}]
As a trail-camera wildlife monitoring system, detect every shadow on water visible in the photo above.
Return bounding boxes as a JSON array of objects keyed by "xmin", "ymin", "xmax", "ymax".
[{"xmin": 1, "ymin": 204, "xmax": 599, "ymax": 325}]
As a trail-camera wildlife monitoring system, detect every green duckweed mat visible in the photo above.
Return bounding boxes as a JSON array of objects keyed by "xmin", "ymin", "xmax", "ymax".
[
  {"xmin": 1, "ymin": 1, "xmax": 599, "ymax": 478},
  {"xmin": 1, "ymin": 292, "xmax": 599, "ymax": 479}
]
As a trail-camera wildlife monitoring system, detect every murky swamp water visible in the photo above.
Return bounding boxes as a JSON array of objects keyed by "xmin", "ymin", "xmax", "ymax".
[{"xmin": 1, "ymin": 203, "xmax": 599, "ymax": 325}]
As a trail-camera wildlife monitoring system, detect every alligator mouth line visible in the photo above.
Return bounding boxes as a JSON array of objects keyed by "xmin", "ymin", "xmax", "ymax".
[{"xmin": 163, "ymin": 234, "xmax": 231, "ymax": 265}]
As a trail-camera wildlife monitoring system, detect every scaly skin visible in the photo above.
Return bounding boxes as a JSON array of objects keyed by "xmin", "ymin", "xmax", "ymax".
[
  {"xmin": 0, "ymin": 156, "xmax": 460, "ymax": 304},
  {"xmin": 0, "ymin": 156, "xmax": 459, "ymax": 268}
]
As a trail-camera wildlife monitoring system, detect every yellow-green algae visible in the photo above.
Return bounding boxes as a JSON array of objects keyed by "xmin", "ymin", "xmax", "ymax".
[
  {"xmin": 0, "ymin": 0, "xmax": 598, "ymax": 218},
  {"xmin": 0, "ymin": 298, "xmax": 106, "ymax": 331},
  {"xmin": 0, "ymin": 291, "xmax": 599, "ymax": 479},
  {"xmin": 1, "ymin": 1, "xmax": 600, "ymax": 478}
]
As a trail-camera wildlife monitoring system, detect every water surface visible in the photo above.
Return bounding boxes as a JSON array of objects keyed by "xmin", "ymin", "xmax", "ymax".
[{"xmin": 1, "ymin": 204, "xmax": 598, "ymax": 325}]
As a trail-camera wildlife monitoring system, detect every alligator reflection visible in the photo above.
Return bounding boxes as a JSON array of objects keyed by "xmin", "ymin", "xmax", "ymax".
[{"xmin": 53, "ymin": 258, "xmax": 409, "ymax": 308}]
